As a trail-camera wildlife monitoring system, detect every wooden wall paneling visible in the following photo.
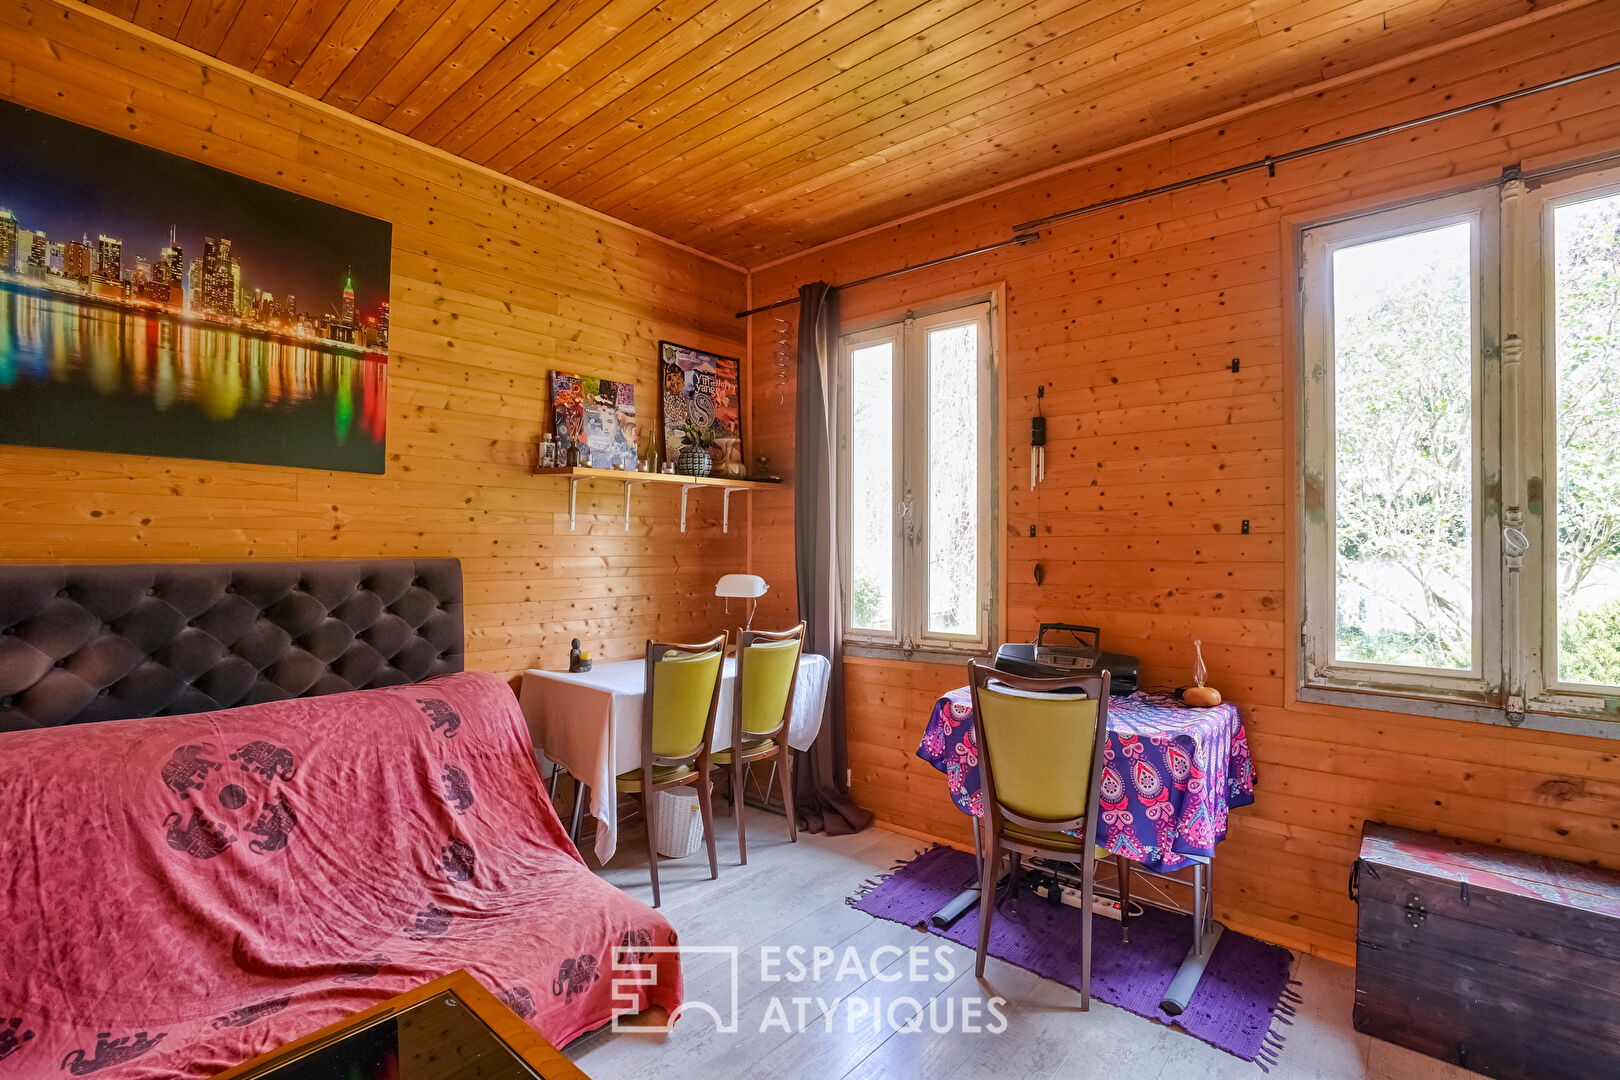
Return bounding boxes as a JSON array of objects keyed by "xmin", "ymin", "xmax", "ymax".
[
  {"xmin": 746, "ymin": 4, "xmax": 1620, "ymax": 962},
  {"xmin": 0, "ymin": 1, "xmax": 751, "ymax": 680}
]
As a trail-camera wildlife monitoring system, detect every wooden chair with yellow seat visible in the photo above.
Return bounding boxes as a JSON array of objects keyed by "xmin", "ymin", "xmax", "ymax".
[
  {"xmin": 615, "ymin": 633, "xmax": 727, "ymax": 908},
  {"xmin": 711, "ymin": 621, "xmax": 805, "ymax": 864},
  {"xmin": 967, "ymin": 659, "xmax": 1131, "ymax": 1006}
]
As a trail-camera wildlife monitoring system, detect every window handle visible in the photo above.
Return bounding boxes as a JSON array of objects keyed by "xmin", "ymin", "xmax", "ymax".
[
  {"xmin": 1503, "ymin": 527, "xmax": 1529, "ymax": 561},
  {"xmin": 899, "ymin": 491, "xmax": 920, "ymax": 545}
]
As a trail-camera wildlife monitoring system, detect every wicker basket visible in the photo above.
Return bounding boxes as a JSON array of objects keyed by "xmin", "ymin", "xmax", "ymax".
[{"xmin": 653, "ymin": 787, "xmax": 705, "ymax": 858}]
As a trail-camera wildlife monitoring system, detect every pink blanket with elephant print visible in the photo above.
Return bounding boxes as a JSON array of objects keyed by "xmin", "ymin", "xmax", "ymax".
[{"xmin": 0, "ymin": 671, "xmax": 681, "ymax": 1078}]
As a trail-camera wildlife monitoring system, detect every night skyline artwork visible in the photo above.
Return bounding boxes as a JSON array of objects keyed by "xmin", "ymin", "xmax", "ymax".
[{"xmin": 0, "ymin": 98, "xmax": 394, "ymax": 474}]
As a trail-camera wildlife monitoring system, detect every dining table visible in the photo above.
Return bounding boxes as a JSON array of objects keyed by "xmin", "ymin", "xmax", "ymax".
[
  {"xmin": 518, "ymin": 653, "xmax": 830, "ymax": 864},
  {"xmin": 916, "ymin": 685, "xmax": 1256, "ymax": 1013}
]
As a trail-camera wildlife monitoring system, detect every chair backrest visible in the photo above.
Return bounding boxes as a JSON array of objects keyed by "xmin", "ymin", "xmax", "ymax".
[
  {"xmin": 734, "ymin": 622, "xmax": 806, "ymax": 741},
  {"xmin": 643, "ymin": 634, "xmax": 727, "ymax": 764},
  {"xmin": 967, "ymin": 660, "xmax": 1111, "ymax": 833}
]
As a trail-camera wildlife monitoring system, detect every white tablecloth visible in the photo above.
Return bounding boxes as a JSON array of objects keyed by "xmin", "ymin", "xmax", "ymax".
[{"xmin": 518, "ymin": 653, "xmax": 830, "ymax": 862}]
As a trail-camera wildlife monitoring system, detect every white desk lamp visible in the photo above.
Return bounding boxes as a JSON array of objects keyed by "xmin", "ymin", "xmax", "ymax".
[{"xmin": 715, "ymin": 574, "xmax": 769, "ymax": 630}]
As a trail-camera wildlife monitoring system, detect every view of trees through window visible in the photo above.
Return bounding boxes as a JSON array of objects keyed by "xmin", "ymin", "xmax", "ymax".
[
  {"xmin": 841, "ymin": 302, "xmax": 992, "ymax": 651},
  {"xmin": 848, "ymin": 341, "xmax": 894, "ymax": 632},
  {"xmin": 926, "ymin": 323, "xmax": 979, "ymax": 635},
  {"xmin": 1553, "ymin": 191, "xmax": 1620, "ymax": 687},
  {"xmin": 1331, "ymin": 222, "xmax": 1476, "ymax": 670}
]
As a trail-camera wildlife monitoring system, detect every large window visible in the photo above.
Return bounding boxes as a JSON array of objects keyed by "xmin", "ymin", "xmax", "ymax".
[
  {"xmin": 838, "ymin": 301, "xmax": 996, "ymax": 654},
  {"xmin": 1300, "ymin": 169, "xmax": 1620, "ymax": 734}
]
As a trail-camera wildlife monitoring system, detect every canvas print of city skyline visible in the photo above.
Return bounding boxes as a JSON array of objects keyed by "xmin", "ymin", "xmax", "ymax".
[{"xmin": 0, "ymin": 99, "xmax": 392, "ymax": 473}]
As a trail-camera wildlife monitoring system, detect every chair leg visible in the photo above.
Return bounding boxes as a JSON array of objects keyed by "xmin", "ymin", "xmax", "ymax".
[
  {"xmin": 696, "ymin": 775, "xmax": 718, "ymax": 881},
  {"xmin": 1006, "ymin": 852, "xmax": 1022, "ymax": 905},
  {"xmin": 570, "ymin": 780, "xmax": 589, "ymax": 845},
  {"xmin": 732, "ymin": 758, "xmax": 748, "ymax": 865},
  {"xmin": 640, "ymin": 791, "xmax": 661, "ymax": 908},
  {"xmin": 1079, "ymin": 849, "xmax": 1094, "ymax": 1010},
  {"xmin": 1117, "ymin": 855, "xmax": 1132, "ymax": 944},
  {"xmin": 975, "ymin": 821, "xmax": 998, "ymax": 978},
  {"xmin": 548, "ymin": 762, "xmax": 562, "ymax": 803},
  {"xmin": 778, "ymin": 749, "xmax": 798, "ymax": 843}
]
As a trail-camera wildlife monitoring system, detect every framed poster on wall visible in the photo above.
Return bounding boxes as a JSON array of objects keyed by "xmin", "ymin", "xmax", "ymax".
[
  {"xmin": 658, "ymin": 340, "xmax": 742, "ymax": 474},
  {"xmin": 550, "ymin": 371, "xmax": 637, "ymax": 470},
  {"xmin": 0, "ymin": 99, "xmax": 393, "ymax": 474}
]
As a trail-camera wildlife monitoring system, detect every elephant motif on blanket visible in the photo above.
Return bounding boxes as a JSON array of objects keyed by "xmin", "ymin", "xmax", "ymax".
[
  {"xmin": 552, "ymin": 955, "xmax": 600, "ymax": 1004},
  {"xmin": 161, "ymin": 744, "xmax": 221, "ymax": 799},
  {"xmin": 230, "ymin": 741, "xmax": 297, "ymax": 782},
  {"xmin": 333, "ymin": 954, "xmax": 388, "ymax": 983},
  {"xmin": 246, "ymin": 793, "xmax": 298, "ymax": 855},
  {"xmin": 617, "ymin": 928, "xmax": 654, "ymax": 967},
  {"xmin": 441, "ymin": 764, "xmax": 474, "ymax": 814},
  {"xmin": 406, "ymin": 903, "xmax": 453, "ymax": 941},
  {"xmin": 211, "ymin": 995, "xmax": 290, "ymax": 1029},
  {"xmin": 440, "ymin": 836, "xmax": 476, "ymax": 883},
  {"xmin": 417, "ymin": 698, "xmax": 461, "ymax": 738},
  {"xmin": 0, "ymin": 1017, "xmax": 33, "ymax": 1064},
  {"xmin": 60, "ymin": 1031, "xmax": 166, "ymax": 1075},
  {"xmin": 163, "ymin": 809, "xmax": 235, "ymax": 859},
  {"xmin": 495, "ymin": 986, "xmax": 536, "ymax": 1019}
]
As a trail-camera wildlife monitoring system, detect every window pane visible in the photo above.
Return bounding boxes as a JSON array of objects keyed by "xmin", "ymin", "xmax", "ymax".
[
  {"xmin": 1552, "ymin": 192, "xmax": 1620, "ymax": 687},
  {"xmin": 926, "ymin": 323, "xmax": 979, "ymax": 635},
  {"xmin": 848, "ymin": 341, "xmax": 894, "ymax": 632},
  {"xmin": 1331, "ymin": 222, "xmax": 1474, "ymax": 669}
]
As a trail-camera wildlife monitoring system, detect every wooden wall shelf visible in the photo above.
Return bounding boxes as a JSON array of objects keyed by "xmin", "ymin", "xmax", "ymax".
[{"xmin": 532, "ymin": 466, "xmax": 771, "ymax": 533}]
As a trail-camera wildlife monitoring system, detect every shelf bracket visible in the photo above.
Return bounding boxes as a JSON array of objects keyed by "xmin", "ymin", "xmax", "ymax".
[
  {"xmin": 680, "ymin": 484, "xmax": 701, "ymax": 533},
  {"xmin": 568, "ymin": 477, "xmax": 579, "ymax": 532},
  {"xmin": 723, "ymin": 486, "xmax": 746, "ymax": 533},
  {"xmin": 622, "ymin": 479, "xmax": 649, "ymax": 531}
]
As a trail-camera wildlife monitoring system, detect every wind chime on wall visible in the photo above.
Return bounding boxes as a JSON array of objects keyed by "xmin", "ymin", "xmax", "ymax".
[{"xmin": 770, "ymin": 316, "xmax": 792, "ymax": 404}]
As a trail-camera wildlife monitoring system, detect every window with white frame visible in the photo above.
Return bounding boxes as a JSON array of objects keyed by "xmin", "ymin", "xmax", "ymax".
[
  {"xmin": 838, "ymin": 301, "xmax": 996, "ymax": 654},
  {"xmin": 1299, "ymin": 167, "xmax": 1620, "ymax": 734}
]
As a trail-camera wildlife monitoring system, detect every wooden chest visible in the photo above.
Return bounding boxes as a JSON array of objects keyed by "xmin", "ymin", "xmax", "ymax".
[{"xmin": 1351, "ymin": 821, "xmax": 1620, "ymax": 1080}]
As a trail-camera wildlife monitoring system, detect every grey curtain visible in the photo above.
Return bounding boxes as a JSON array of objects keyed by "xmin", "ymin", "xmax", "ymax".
[{"xmin": 793, "ymin": 282, "xmax": 873, "ymax": 836}]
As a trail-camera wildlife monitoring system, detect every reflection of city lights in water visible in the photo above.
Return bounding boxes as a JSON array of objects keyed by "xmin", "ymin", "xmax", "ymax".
[
  {"xmin": 0, "ymin": 285, "xmax": 385, "ymax": 468},
  {"xmin": 1, "ymin": 288, "xmax": 383, "ymax": 416}
]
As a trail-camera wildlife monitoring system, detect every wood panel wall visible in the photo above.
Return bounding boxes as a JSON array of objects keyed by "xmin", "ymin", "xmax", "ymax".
[
  {"xmin": 0, "ymin": 0, "xmax": 750, "ymax": 678},
  {"xmin": 746, "ymin": 2, "xmax": 1620, "ymax": 963}
]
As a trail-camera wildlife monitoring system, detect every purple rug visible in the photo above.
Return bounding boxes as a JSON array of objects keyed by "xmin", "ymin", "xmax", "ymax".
[{"xmin": 850, "ymin": 845, "xmax": 1298, "ymax": 1069}]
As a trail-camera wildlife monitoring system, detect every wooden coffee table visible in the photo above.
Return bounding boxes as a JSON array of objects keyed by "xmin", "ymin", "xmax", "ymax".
[{"xmin": 212, "ymin": 970, "xmax": 592, "ymax": 1079}]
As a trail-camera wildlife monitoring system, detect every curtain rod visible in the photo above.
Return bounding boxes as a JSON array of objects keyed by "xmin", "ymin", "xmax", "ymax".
[
  {"xmin": 734, "ymin": 232, "xmax": 1040, "ymax": 318},
  {"xmin": 1015, "ymin": 60, "xmax": 1620, "ymax": 232},
  {"xmin": 737, "ymin": 59, "xmax": 1620, "ymax": 320}
]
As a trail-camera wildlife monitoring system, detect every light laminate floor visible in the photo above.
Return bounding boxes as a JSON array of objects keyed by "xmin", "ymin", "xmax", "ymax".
[{"xmin": 566, "ymin": 802, "xmax": 1473, "ymax": 1080}]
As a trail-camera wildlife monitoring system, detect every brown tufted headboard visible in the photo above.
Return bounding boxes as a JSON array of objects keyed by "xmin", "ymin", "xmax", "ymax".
[{"xmin": 0, "ymin": 559, "xmax": 463, "ymax": 731}]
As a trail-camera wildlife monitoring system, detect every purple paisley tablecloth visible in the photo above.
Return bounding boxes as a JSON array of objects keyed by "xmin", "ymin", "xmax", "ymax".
[{"xmin": 917, "ymin": 688, "xmax": 1255, "ymax": 873}]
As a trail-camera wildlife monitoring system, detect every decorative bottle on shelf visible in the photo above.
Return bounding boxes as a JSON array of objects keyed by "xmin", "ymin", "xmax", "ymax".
[
  {"xmin": 565, "ymin": 441, "xmax": 581, "ymax": 468},
  {"xmin": 540, "ymin": 433, "xmax": 556, "ymax": 468}
]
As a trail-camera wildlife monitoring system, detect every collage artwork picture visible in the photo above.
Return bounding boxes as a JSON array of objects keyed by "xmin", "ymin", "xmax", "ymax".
[
  {"xmin": 0, "ymin": 99, "xmax": 393, "ymax": 474},
  {"xmin": 551, "ymin": 371, "xmax": 638, "ymax": 470},
  {"xmin": 659, "ymin": 340, "xmax": 742, "ymax": 473}
]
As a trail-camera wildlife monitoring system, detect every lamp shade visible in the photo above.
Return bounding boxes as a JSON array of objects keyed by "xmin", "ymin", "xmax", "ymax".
[{"xmin": 714, "ymin": 574, "xmax": 769, "ymax": 599}]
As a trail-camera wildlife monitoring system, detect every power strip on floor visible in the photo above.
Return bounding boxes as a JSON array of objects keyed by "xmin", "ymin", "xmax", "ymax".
[{"xmin": 1030, "ymin": 881, "xmax": 1145, "ymax": 921}]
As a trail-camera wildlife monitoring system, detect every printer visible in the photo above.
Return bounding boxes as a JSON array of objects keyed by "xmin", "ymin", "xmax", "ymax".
[{"xmin": 993, "ymin": 623, "xmax": 1140, "ymax": 695}]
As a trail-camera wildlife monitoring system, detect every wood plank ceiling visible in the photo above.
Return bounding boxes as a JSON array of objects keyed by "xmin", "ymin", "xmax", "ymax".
[{"xmin": 86, "ymin": 0, "xmax": 1549, "ymax": 264}]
